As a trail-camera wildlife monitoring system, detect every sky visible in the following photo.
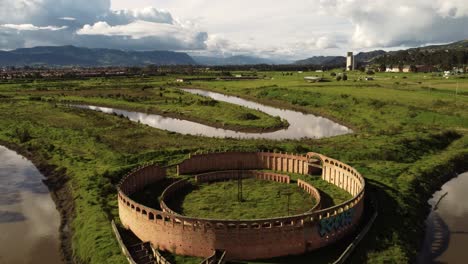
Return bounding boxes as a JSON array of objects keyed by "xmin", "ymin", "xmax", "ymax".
[{"xmin": 0, "ymin": 0, "xmax": 467, "ymax": 61}]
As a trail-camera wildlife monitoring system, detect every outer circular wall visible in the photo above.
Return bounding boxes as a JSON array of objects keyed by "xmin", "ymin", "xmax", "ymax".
[{"xmin": 118, "ymin": 152, "xmax": 365, "ymax": 260}]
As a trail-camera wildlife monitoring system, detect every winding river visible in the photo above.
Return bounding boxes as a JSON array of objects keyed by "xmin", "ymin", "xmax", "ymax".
[
  {"xmin": 76, "ymin": 89, "xmax": 351, "ymax": 139},
  {"xmin": 0, "ymin": 146, "xmax": 63, "ymax": 264},
  {"xmin": 418, "ymin": 172, "xmax": 468, "ymax": 263}
]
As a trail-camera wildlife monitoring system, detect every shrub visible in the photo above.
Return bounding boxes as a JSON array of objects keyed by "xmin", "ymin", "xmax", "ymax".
[
  {"xmin": 238, "ymin": 113, "xmax": 260, "ymax": 120},
  {"xmin": 196, "ymin": 99, "xmax": 218, "ymax": 106},
  {"xmin": 15, "ymin": 127, "xmax": 32, "ymax": 143},
  {"xmin": 336, "ymin": 76, "xmax": 342, "ymax": 81}
]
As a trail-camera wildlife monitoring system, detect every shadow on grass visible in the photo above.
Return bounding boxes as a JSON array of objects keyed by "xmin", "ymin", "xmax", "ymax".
[{"xmin": 130, "ymin": 178, "xmax": 180, "ymax": 210}]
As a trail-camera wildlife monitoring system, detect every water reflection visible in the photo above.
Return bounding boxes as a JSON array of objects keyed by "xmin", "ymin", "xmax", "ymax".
[
  {"xmin": 419, "ymin": 172, "xmax": 468, "ymax": 263},
  {"xmin": 75, "ymin": 89, "xmax": 351, "ymax": 140},
  {"xmin": 0, "ymin": 146, "xmax": 63, "ymax": 264}
]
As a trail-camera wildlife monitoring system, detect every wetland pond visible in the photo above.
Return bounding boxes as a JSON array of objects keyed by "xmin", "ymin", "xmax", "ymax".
[
  {"xmin": 0, "ymin": 146, "xmax": 62, "ymax": 264},
  {"xmin": 75, "ymin": 88, "xmax": 351, "ymax": 140},
  {"xmin": 418, "ymin": 171, "xmax": 468, "ymax": 263}
]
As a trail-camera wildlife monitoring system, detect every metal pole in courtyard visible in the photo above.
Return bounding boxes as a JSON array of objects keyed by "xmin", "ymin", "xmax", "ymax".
[{"xmin": 237, "ymin": 161, "xmax": 243, "ymax": 202}]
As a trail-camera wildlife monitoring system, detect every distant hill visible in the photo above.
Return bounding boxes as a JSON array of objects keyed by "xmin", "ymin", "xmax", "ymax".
[
  {"xmin": 294, "ymin": 50, "xmax": 386, "ymax": 67},
  {"xmin": 416, "ymin": 40, "xmax": 468, "ymax": 51},
  {"xmin": 294, "ymin": 40, "xmax": 468, "ymax": 67},
  {"xmin": 294, "ymin": 56, "xmax": 346, "ymax": 66},
  {"xmin": 0, "ymin": 46, "xmax": 196, "ymax": 67},
  {"xmin": 354, "ymin": 50, "xmax": 386, "ymax": 63},
  {"xmin": 192, "ymin": 55, "xmax": 276, "ymax": 66},
  {"xmin": 373, "ymin": 40, "xmax": 468, "ymax": 66}
]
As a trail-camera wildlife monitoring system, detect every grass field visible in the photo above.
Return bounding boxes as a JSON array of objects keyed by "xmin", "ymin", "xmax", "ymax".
[
  {"xmin": 0, "ymin": 78, "xmax": 288, "ymax": 132},
  {"xmin": 0, "ymin": 70, "xmax": 467, "ymax": 263},
  {"xmin": 175, "ymin": 178, "xmax": 315, "ymax": 220}
]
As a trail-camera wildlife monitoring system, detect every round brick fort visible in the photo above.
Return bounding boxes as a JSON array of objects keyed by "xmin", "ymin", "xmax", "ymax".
[{"xmin": 117, "ymin": 151, "xmax": 365, "ymax": 260}]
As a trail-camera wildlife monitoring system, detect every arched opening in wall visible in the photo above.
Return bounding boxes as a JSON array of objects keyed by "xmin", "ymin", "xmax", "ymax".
[
  {"xmin": 273, "ymin": 221, "xmax": 282, "ymax": 227},
  {"xmin": 142, "ymin": 210, "xmax": 147, "ymax": 215},
  {"xmin": 307, "ymin": 155, "xmax": 323, "ymax": 176},
  {"xmin": 239, "ymin": 224, "xmax": 248, "ymax": 229}
]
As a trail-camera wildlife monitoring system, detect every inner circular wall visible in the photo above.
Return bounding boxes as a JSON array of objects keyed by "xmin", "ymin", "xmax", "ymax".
[{"xmin": 159, "ymin": 170, "xmax": 322, "ymax": 217}]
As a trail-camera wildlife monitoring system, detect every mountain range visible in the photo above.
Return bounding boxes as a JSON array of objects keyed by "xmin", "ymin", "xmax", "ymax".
[
  {"xmin": 294, "ymin": 50, "xmax": 387, "ymax": 66},
  {"xmin": 192, "ymin": 55, "xmax": 278, "ymax": 66},
  {"xmin": 0, "ymin": 46, "xmax": 196, "ymax": 67},
  {"xmin": 295, "ymin": 40, "xmax": 468, "ymax": 67},
  {"xmin": 372, "ymin": 40, "xmax": 468, "ymax": 66},
  {"xmin": 0, "ymin": 40, "xmax": 466, "ymax": 67}
]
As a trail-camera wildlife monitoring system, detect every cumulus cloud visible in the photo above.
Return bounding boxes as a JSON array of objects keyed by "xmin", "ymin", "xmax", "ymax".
[
  {"xmin": 78, "ymin": 20, "xmax": 192, "ymax": 39},
  {"xmin": 319, "ymin": 0, "xmax": 468, "ymax": 48},
  {"xmin": 0, "ymin": 0, "xmax": 207, "ymax": 51},
  {"xmin": 1, "ymin": 0, "xmax": 467, "ymax": 59},
  {"xmin": 202, "ymin": 34, "xmax": 342, "ymax": 60},
  {"xmin": 76, "ymin": 20, "xmax": 207, "ymax": 50},
  {"xmin": 1, "ymin": 24, "xmax": 67, "ymax": 31},
  {"xmin": 436, "ymin": 0, "xmax": 468, "ymax": 17},
  {"xmin": 104, "ymin": 7, "xmax": 174, "ymax": 25},
  {"xmin": 0, "ymin": 0, "xmax": 109, "ymax": 25}
]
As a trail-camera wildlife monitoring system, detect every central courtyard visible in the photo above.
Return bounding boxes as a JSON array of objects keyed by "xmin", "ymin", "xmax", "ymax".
[{"xmin": 171, "ymin": 178, "xmax": 316, "ymax": 220}]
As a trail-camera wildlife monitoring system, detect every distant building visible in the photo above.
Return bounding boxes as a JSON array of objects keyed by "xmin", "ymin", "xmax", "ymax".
[
  {"xmin": 346, "ymin": 52, "xmax": 355, "ymax": 71},
  {"xmin": 401, "ymin": 66, "xmax": 411, "ymax": 73},
  {"xmin": 453, "ymin": 67, "xmax": 465, "ymax": 74},
  {"xmin": 386, "ymin": 66, "xmax": 401, "ymax": 73},
  {"xmin": 415, "ymin": 65, "xmax": 434, "ymax": 73}
]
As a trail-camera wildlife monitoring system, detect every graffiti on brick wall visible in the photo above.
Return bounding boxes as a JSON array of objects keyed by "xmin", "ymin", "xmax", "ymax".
[{"xmin": 319, "ymin": 208, "xmax": 355, "ymax": 237}]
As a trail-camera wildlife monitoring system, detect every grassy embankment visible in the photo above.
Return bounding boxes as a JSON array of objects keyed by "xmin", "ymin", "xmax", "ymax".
[
  {"xmin": 0, "ymin": 71, "xmax": 467, "ymax": 263},
  {"xmin": 0, "ymin": 77, "xmax": 287, "ymax": 133}
]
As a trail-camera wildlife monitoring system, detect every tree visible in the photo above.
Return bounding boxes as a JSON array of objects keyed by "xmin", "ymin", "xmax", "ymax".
[{"xmin": 378, "ymin": 64, "xmax": 386, "ymax": 72}]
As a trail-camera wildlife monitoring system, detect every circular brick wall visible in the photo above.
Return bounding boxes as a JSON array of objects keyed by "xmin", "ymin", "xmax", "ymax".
[{"xmin": 118, "ymin": 152, "xmax": 365, "ymax": 260}]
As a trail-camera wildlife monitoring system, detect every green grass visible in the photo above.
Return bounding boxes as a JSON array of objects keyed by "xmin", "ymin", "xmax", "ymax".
[
  {"xmin": 173, "ymin": 178, "xmax": 316, "ymax": 220},
  {"xmin": 0, "ymin": 80, "xmax": 288, "ymax": 132},
  {"xmin": 0, "ymin": 71, "xmax": 467, "ymax": 263}
]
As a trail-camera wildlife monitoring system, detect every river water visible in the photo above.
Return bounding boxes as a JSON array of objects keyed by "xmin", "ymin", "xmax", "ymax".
[
  {"xmin": 75, "ymin": 89, "xmax": 351, "ymax": 140},
  {"xmin": 418, "ymin": 171, "xmax": 468, "ymax": 263},
  {"xmin": 0, "ymin": 146, "xmax": 63, "ymax": 264}
]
